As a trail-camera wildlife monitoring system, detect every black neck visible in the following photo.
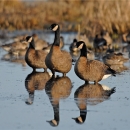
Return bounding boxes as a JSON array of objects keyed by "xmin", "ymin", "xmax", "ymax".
[
  {"xmin": 80, "ymin": 44, "xmax": 87, "ymax": 57},
  {"xmin": 80, "ymin": 109, "xmax": 87, "ymax": 122},
  {"xmin": 53, "ymin": 27, "xmax": 60, "ymax": 46},
  {"xmin": 29, "ymin": 39, "xmax": 35, "ymax": 49},
  {"xmin": 53, "ymin": 103, "xmax": 59, "ymax": 122}
]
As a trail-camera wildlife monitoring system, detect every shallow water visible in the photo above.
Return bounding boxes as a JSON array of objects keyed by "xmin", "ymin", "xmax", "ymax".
[{"xmin": 0, "ymin": 31, "xmax": 130, "ymax": 130}]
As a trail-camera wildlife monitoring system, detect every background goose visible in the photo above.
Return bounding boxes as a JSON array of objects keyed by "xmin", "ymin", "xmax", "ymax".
[
  {"xmin": 1, "ymin": 40, "xmax": 28, "ymax": 53},
  {"xmin": 25, "ymin": 71, "xmax": 51, "ymax": 105},
  {"xmin": 45, "ymin": 76, "xmax": 72, "ymax": 126},
  {"xmin": 103, "ymin": 52, "xmax": 129, "ymax": 65},
  {"xmin": 45, "ymin": 23, "xmax": 72, "ymax": 76},
  {"xmin": 74, "ymin": 41, "xmax": 116, "ymax": 83},
  {"xmin": 25, "ymin": 36, "xmax": 48, "ymax": 72},
  {"xmin": 72, "ymin": 82, "xmax": 115, "ymax": 124},
  {"xmin": 93, "ymin": 34, "xmax": 107, "ymax": 53},
  {"xmin": 32, "ymin": 33, "xmax": 49, "ymax": 50}
]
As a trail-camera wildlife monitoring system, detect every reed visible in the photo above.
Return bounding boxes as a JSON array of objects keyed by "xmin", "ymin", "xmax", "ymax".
[{"xmin": 0, "ymin": 0, "xmax": 130, "ymax": 37}]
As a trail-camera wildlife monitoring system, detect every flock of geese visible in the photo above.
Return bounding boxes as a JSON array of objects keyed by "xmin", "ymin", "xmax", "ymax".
[{"xmin": 0, "ymin": 23, "xmax": 130, "ymax": 126}]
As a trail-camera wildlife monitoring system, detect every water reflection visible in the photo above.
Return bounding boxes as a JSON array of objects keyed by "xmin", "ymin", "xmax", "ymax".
[
  {"xmin": 1, "ymin": 53, "xmax": 26, "ymax": 66},
  {"xmin": 25, "ymin": 71, "xmax": 51, "ymax": 104},
  {"xmin": 45, "ymin": 75, "xmax": 72, "ymax": 127},
  {"xmin": 73, "ymin": 83, "xmax": 116, "ymax": 124}
]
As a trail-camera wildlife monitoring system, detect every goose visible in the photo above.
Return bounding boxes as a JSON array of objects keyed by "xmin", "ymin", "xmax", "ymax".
[
  {"xmin": 93, "ymin": 34, "xmax": 107, "ymax": 53},
  {"xmin": 32, "ymin": 33, "xmax": 49, "ymax": 50},
  {"xmin": 72, "ymin": 82, "xmax": 115, "ymax": 124},
  {"xmin": 45, "ymin": 23, "xmax": 72, "ymax": 76},
  {"xmin": 74, "ymin": 41, "xmax": 116, "ymax": 83},
  {"xmin": 45, "ymin": 75, "xmax": 72, "ymax": 126},
  {"xmin": 25, "ymin": 71, "xmax": 51, "ymax": 105},
  {"xmin": 1, "ymin": 40, "xmax": 28, "ymax": 53},
  {"xmin": 102, "ymin": 52, "xmax": 129, "ymax": 65},
  {"xmin": 25, "ymin": 36, "xmax": 48, "ymax": 72}
]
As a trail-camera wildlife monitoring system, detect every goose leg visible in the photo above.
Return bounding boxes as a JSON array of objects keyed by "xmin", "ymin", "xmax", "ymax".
[
  {"xmin": 44, "ymin": 68, "xmax": 47, "ymax": 72},
  {"xmin": 63, "ymin": 73, "xmax": 66, "ymax": 77}
]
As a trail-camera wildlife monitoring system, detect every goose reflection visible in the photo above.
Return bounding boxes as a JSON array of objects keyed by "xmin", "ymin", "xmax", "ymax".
[
  {"xmin": 1, "ymin": 53, "xmax": 26, "ymax": 66},
  {"xmin": 72, "ymin": 83, "xmax": 116, "ymax": 124},
  {"xmin": 25, "ymin": 71, "xmax": 51, "ymax": 105},
  {"xmin": 45, "ymin": 75, "xmax": 72, "ymax": 126}
]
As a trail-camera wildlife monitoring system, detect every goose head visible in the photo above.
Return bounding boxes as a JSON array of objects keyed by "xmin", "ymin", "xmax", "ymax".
[
  {"xmin": 49, "ymin": 23, "xmax": 59, "ymax": 31},
  {"xmin": 76, "ymin": 41, "xmax": 85, "ymax": 50},
  {"xmin": 26, "ymin": 36, "xmax": 35, "ymax": 49}
]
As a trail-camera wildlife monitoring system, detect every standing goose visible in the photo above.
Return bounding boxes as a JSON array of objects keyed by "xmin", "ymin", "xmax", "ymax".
[
  {"xmin": 45, "ymin": 23, "xmax": 72, "ymax": 76},
  {"xmin": 25, "ymin": 36, "xmax": 48, "ymax": 72},
  {"xmin": 74, "ymin": 41, "xmax": 116, "ymax": 83}
]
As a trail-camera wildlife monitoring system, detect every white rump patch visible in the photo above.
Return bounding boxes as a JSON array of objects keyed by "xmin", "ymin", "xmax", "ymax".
[
  {"xmin": 78, "ymin": 43, "xmax": 83, "ymax": 49},
  {"xmin": 102, "ymin": 84, "xmax": 111, "ymax": 90},
  {"xmin": 102, "ymin": 74, "xmax": 111, "ymax": 80},
  {"xmin": 52, "ymin": 25, "xmax": 58, "ymax": 31},
  {"xmin": 28, "ymin": 37, "xmax": 32, "ymax": 43}
]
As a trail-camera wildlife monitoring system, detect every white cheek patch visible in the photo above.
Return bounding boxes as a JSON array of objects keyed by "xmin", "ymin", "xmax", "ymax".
[
  {"xmin": 78, "ymin": 116, "xmax": 83, "ymax": 123},
  {"xmin": 52, "ymin": 25, "xmax": 58, "ymax": 31},
  {"xmin": 28, "ymin": 37, "xmax": 32, "ymax": 43},
  {"xmin": 52, "ymin": 119, "xmax": 57, "ymax": 126},
  {"xmin": 78, "ymin": 43, "xmax": 83, "ymax": 49}
]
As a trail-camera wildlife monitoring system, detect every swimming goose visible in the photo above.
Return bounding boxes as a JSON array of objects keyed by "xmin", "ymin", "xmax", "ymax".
[
  {"xmin": 1, "ymin": 40, "xmax": 28, "ymax": 53},
  {"xmin": 25, "ymin": 71, "xmax": 51, "ymax": 105},
  {"xmin": 45, "ymin": 75, "xmax": 72, "ymax": 126},
  {"xmin": 74, "ymin": 41, "xmax": 116, "ymax": 83},
  {"xmin": 93, "ymin": 34, "xmax": 107, "ymax": 53},
  {"xmin": 102, "ymin": 52, "xmax": 129, "ymax": 65},
  {"xmin": 72, "ymin": 82, "xmax": 115, "ymax": 124},
  {"xmin": 25, "ymin": 36, "xmax": 48, "ymax": 72},
  {"xmin": 45, "ymin": 23, "xmax": 72, "ymax": 76}
]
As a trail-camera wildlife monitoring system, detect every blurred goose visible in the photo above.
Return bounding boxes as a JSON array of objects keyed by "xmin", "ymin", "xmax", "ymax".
[
  {"xmin": 103, "ymin": 52, "xmax": 129, "ymax": 65},
  {"xmin": 13, "ymin": 34, "xmax": 27, "ymax": 42},
  {"xmin": 69, "ymin": 38, "xmax": 79, "ymax": 52},
  {"xmin": 93, "ymin": 34, "xmax": 107, "ymax": 53},
  {"xmin": 74, "ymin": 41, "xmax": 116, "ymax": 83},
  {"xmin": 1, "ymin": 40, "xmax": 28, "ymax": 53},
  {"xmin": 25, "ymin": 36, "xmax": 48, "ymax": 72},
  {"xmin": 32, "ymin": 33, "xmax": 49, "ymax": 50},
  {"xmin": 45, "ymin": 23, "xmax": 72, "ymax": 76},
  {"xmin": 45, "ymin": 75, "xmax": 72, "ymax": 126},
  {"xmin": 72, "ymin": 82, "xmax": 115, "ymax": 124},
  {"xmin": 25, "ymin": 71, "xmax": 51, "ymax": 105}
]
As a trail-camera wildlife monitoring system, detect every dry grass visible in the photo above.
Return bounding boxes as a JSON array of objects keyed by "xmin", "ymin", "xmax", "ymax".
[{"xmin": 0, "ymin": 0, "xmax": 130, "ymax": 37}]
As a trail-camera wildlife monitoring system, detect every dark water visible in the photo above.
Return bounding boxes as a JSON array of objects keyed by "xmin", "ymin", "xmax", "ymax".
[{"xmin": 0, "ymin": 31, "xmax": 130, "ymax": 130}]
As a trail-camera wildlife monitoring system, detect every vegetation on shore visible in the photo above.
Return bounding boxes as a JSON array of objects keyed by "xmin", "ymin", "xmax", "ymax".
[{"xmin": 0, "ymin": 0, "xmax": 130, "ymax": 37}]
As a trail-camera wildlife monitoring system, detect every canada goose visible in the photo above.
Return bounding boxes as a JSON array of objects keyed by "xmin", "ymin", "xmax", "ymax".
[
  {"xmin": 93, "ymin": 34, "xmax": 107, "ymax": 53},
  {"xmin": 45, "ymin": 23, "xmax": 72, "ymax": 76},
  {"xmin": 25, "ymin": 71, "xmax": 51, "ymax": 105},
  {"xmin": 102, "ymin": 52, "xmax": 129, "ymax": 65},
  {"xmin": 25, "ymin": 36, "xmax": 48, "ymax": 72},
  {"xmin": 69, "ymin": 38, "xmax": 79, "ymax": 52},
  {"xmin": 72, "ymin": 82, "xmax": 115, "ymax": 124},
  {"xmin": 74, "ymin": 41, "xmax": 116, "ymax": 83},
  {"xmin": 1, "ymin": 40, "xmax": 28, "ymax": 53},
  {"xmin": 45, "ymin": 75, "xmax": 72, "ymax": 126},
  {"xmin": 32, "ymin": 33, "xmax": 49, "ymax": 50}
]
